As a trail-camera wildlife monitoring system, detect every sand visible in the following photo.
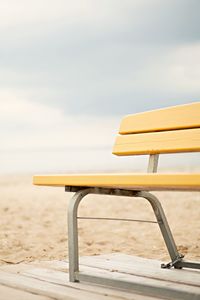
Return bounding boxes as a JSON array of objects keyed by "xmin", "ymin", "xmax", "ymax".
[{"xmin": 0, "ymin": 174, "xmax": 199, "ymax": 265}]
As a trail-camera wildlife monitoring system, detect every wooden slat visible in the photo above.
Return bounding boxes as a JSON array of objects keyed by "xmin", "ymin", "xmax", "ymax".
[
  {"xmin": 119, "ymin": 102, "xmax": 200, "ymax": 134},
  {"xmin": 1, "ymin": 255, "xmax": 200, "ymax": 300},
  {"xmin": 22, "ymin": 268, "xmax": 156, "ymax": 300},
  {"xmin": 113, "ymin": 128, "xmax": 200, "ymax": 155},
  {"xmin": 24, "ymin": 267, "xmax": 200, "ymax": 300},
  {"xmin": 33, "ymin": 173, "xmax": 200, "ymax": 191},
  {"xmin": 0, "ymin": 262, "xmax": 159, "ymax": 300},
  {"xmin": 0, "ymin": 264, "xmax": 163, "ymax": 300},
  {"xmin": 80, "ymin": 254, "xmax": 200, "ymax": 286},
  {"xmin": 77, "ymin": 270, "xmax": 200, "ymax": 300},
  {"xmin": 0, "ymin": 269, "xmax": 119, "ymax": 300},
  {"xmin": 0, "ymin": 284, "xmax": 51, "ymax": 300}
]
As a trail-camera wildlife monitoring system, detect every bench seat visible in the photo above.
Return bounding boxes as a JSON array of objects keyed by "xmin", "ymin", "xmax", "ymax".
[{"xmin": 33, "ymin": 173, "xmax": 200, "ymax": 191}]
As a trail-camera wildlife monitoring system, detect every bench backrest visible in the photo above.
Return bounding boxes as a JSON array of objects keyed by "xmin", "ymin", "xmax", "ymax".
[{"xmin": 113, "ymin": 102, "xmax": 200, "ymax": 172}]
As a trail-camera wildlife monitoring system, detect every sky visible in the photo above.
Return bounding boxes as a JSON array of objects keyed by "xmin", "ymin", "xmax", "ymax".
[{"xmin": 1, "ymin": 0, "xmax": 200, "ymax": 174}]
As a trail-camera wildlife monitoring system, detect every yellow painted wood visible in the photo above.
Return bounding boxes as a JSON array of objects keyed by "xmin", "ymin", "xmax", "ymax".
[
  {"xmin": 113, "ymin": 128, "xmax": 200, "ymax": 156},
  {"xmin": 33, "ymin": 173, "xmax": 200, "ymax": 191},
  {"xmin": 119, "ymin": 102, "xmax": 200, "ymax": 134}
]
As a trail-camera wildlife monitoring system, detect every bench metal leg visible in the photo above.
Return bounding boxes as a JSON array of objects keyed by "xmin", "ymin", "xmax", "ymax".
[
  {"xmin": 68, "ymin": 188, "xmax": 93, "ymax": 282},
  {"xmin": 138, "ymin": 191, "xmax": 200, "ymax": 270},
  {"xmin": 136, "ymin": 191, "xmax": 183, "ymax": 268}
]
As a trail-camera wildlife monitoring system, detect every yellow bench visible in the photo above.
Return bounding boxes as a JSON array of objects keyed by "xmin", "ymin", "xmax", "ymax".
[{"xmin": 33, "ymin": 102, "xmax": 200, "ymax": 286}]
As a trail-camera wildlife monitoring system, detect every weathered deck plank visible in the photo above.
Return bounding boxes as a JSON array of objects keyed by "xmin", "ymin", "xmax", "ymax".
[
  {"xmin": 0, "ymin": 254, "xmax": 199, "ymax": 300},
  {"xmin": 0, "ymin": 269, "xmax": 134, "ymax": 300},
  {"xmin": 0, "ymin": 284, "xmax": 52, "ymax": 300},
  {"xmin": 0, "ymin": 264, "xmax": 157, "ymax": 300},
  {"xmin": 23, "ymin": 265, "xmax": 200, "ymax": 300},
  {"xmin": 80, "ymin": 253, "xmax": 200, "ymax": 286}
]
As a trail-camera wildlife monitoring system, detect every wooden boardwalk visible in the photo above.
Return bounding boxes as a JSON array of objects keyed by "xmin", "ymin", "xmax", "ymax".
[{"xmin": 0, "ymin": 254, "xmax": 199, "ymax": 300}]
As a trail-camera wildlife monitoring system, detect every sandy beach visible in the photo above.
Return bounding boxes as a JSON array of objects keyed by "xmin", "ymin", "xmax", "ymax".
[{"xmin": 0, "ymin": 174, "xmax": 199, "ymax": 265}]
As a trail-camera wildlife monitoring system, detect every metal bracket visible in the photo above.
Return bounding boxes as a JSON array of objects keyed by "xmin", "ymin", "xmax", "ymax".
[
  {"xmin": 147, "ymin": 154, "xmax": 159, "ymax": 173},
  {"xmin": 161, "ymin": 254, "xmax": 184, "ymax": 269}
]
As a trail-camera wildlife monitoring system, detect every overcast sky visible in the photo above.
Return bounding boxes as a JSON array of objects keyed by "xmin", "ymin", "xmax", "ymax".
[{"xmin": 1, "ymin": 0, "xmax": 200, "ymax": 174}]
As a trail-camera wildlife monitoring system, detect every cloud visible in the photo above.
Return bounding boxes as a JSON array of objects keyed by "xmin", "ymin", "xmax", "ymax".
[
  {"xmin": 0, "ymin": 92, "xmax": 121, "ymax": 173},
  {"xmin": 0, "ymin": 0, "xmax": 199, "ymax": 116},
  {"xmin": 1, "ymin": 1, "xmax": 200, "ymax": 173},
  {"xmin": 1, "ymin": 42, "xmax": 199, "ymax": 116},
  {"xmin": 0, "ymin": 91, "xmax": 119, "ymax": 150},
  {"xmin": 0, "ymin": 91, "xmax": 65, "ymax": 125},
  {"xmin": 1, "ymin": 0, "xmax": 200, "ymax": 43}
]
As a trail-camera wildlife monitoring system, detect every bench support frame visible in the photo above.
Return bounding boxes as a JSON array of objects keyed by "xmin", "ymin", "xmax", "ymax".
[{"xmin": 66, "ymin": 186, "xmax": 200, "ymax": 284}]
